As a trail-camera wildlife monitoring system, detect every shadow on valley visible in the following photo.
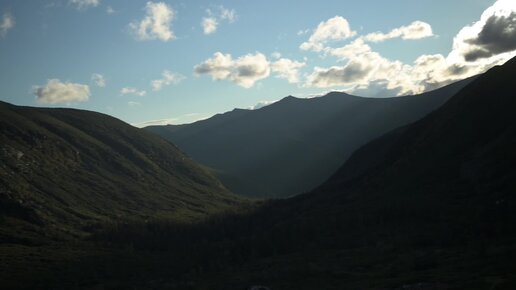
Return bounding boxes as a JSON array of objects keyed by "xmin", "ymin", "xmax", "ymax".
[{"xmin": 10, "ymin": 196, "xmax": 515, "ymax": 290}]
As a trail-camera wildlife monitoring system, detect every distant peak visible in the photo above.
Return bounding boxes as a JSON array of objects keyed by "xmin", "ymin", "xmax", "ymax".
[
  {"xmin": 280, "ymin": 95, "xmax": 299, "ymax": 102},
  {"xmin": 232, "ymin": 108, "xmax": 249, "ymax": 112},
  {"xmin": 325, "ymin": 91, "xmax": 352, "ymax": 97}
]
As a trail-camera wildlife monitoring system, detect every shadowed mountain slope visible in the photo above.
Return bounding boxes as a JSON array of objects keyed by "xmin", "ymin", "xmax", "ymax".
[
  {"xmin": 199, "ymin": 55, "xmax": 516, "ymax": 289},
  {"xmin": 107, "ymin": 57, "xmax": 516, "ymax": 289},
  {"xmin": 0, "ymin": 102, "xmax": 240, "ymax": 243},
  {"xmin": 147, "ymin": 77, "xmax": 474, "ymax": 198}
]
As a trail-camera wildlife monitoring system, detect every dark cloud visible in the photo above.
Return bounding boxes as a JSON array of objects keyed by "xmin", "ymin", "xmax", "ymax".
[
  {"xmin": 309, "ymin": 60, "xmax": 373, "ymax": 87},
  {"xmin": 465, "ymin": 12, "xmax": 516, "ymax": 61},
  {"xmin": 446, "ymin": 63, "xmax": 470, "ymax": 76}
]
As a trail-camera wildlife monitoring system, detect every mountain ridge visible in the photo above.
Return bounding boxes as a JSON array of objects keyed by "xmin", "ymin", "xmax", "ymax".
[{"xmin": 147, "ymin": 76, "xmax": 476, "ymax": 198}]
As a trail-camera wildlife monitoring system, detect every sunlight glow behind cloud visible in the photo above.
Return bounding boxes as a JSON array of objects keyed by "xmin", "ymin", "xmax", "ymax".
[{"xmin": 303, "ymin": 0, "xmax": 516, "ymax": 96}]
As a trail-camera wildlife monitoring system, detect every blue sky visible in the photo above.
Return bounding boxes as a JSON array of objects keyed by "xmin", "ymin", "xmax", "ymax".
[{"xmin": 1, "ymin": 0, "xmax": 515, "ymax": 126}]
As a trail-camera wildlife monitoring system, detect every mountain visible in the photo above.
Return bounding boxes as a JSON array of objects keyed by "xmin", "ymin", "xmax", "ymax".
[
  {"xmin": 0, "ymin": 102, "xmax": 240, "ymax": 244},
  {"xmin": 89, "ymin": 57, "xmax": 516, "ymax": 290},
  {"xmin": 194, "ymin": 56, "xmax": 516, "ymax": 289},
  {"xmin": 147, "ymin": 77, "xmax": 474, "ymax": 198}
]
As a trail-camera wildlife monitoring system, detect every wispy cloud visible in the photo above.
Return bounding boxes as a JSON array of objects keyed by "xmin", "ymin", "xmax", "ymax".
[
  {"xmin": 120, "ymin": 87, "xmax": 146, "ymax": 97},
  {"xmin": 130, "ymin": 2, "xmax": 175, "ymax": 42},
  {"xmin": 0, "ymin": 13, "xmax": 14, "ymax": 38},
  {"xmin": 34, "ymin": 79, "xmax": 90, "ymax": 104},
  {"xmin": 91, "ymin": 73, "xmax": 106, "ymax": 87},
  {"xmin": 201, "ymin": 6, "xmax": 237, "ymax": 35},
  {"xmin": 69, "ymin": 0, "xmax": 100, "ymax": 10},
  {"xmin": 133, "ymin": 113, "xmax": 209, "ymax": 128},
  {"xmin": 151, "ymin": 70, "xmax": 185, "ymax": 91},
  {"xmin": 363, "ymin": 21, "xmax": 434, "ymax": 42},
  {"xmin": 220, "ymin": 6, "xmax": 236, "ymax": 23},
  {"xmin": 106, "ymin": 6, "xmax": 115, "ymax": 15}
]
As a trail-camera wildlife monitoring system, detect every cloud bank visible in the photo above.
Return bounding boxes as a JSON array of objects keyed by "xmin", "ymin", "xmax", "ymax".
[{"xmin": 303, "ymin": 0, "xmax": 516, "ymax": 96}]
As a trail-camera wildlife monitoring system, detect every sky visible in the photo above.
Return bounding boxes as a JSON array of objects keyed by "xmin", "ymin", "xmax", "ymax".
[{"xmin": 1, "ymin": 0, "xmax": 515, "ymax": 126}]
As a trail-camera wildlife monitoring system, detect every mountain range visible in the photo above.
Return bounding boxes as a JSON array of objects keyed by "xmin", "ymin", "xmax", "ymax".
[
  {"xmin": 147, "ymin": 77, "xmax": 474, "ymax": 198},
  {"xmin": 191, "ymin": 54, "xmax": 516, "ymax": 289},
  {"xmin": 90, "ymin": 56, "xmax": 515, "ymax": 289},
  {"xmin": 1, "ymin": 56, "xmax": 515, "ymax": 289}
]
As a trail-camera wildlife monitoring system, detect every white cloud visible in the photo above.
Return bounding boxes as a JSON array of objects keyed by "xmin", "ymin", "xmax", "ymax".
[
  {"xmin": 69, "ymin": 0, "xmax": 100, "ymax": 10},
  {"xmin": 0, "ymin": 13, "xmax": 14, "ymax": 38},
  {"xmin": 91, "ymin": 73, "xmax": 106, "ymax": 87},
  {"xmin": 307, "ymin": 52, "xmax": 392, "ymax": 88},
  {"xmin": 363, "ymin": 21, "xmax": 434, "ymax": 42},
  {"xmin": 34, "ymin": 79, "xmax": 90, "ymax": 104},
  {"xmin": 305, "ymin": 1, "xmax": 516, "ymax": 97},
  {"xmin": 195, "ymin": 52, "xmax": 307, "ymax": 87},
  {"xmin": 151, "ymin": 70, "xmax": 185, "ymax": 91},
  {"xmin": 271, "ymin": 58, "xmax": 306, "ymax": 83},
  {"xmin": 220, "ymin": 7, "xmax": 236, "ymax": 23},
  {"xmin": 194, "ymin": 52, "xmax": 270, "ymax": 88},
  {"xmin": 202, "ymin": 17, "xmax": 218, "ymax": 35},
  {"xmin": 120, "ymin": 87, "xmax": 147, "ymax": 97},
  {"xmin": 130, "ymin": 2, "xmax": 175, "ymax": 42},
  {"xmin": 300, "ymin": 16, "xmax": 356, "ymax": 52},
  {"xmin": 297, "ymin": 29, "xmax": 310, "ymax": 36},
  {"xmin": 306, "ymin": 47, "xmax": 445, "ymax": 95},
  {"xmin": 128, "ymin": 101, "xmax": 141, "ymax": 107},
  {"xmin": 328, "ymin": 39, "xmax": 372, "ymax": 59}
]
